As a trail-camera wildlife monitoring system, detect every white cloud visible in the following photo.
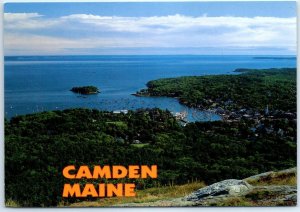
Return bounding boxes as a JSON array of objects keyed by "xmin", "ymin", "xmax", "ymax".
[
  {"xmin": 4, "ymin": 12, "xmax": 43, "ymax": 21},
  {"xmin": 4, "ymin": 33, "xmax": 162, "ymax": 55},
  {"xmin": 4, "ymin": 13, "xmax": 63, "ymax": 30},
  {"xmin": 59, "ymin": 14, "xmax": 295, "ymax": 34},
  {"xmin": 3, "ymin": 13, "xmax": 297, "ymax": 55}
]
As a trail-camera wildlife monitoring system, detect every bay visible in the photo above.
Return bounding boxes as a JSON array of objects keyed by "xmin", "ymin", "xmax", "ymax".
[{"xmin": 5, "ymin": 55, "xmax": 296, "ymax": 121}]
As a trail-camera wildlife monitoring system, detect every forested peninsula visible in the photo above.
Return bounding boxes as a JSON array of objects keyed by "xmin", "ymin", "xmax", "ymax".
[
  {"xmin": 5, "ymin": 68, "xmax": 296, "ymax": 206},
  {"xmin": 136, "ymin": 68, "xmax": 296, "ymax": 122}
]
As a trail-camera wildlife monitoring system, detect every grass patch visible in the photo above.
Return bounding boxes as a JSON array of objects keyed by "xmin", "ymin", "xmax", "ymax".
[
  {"xmin": 5, "ymin": 199, "xmax": 19, "ymax": 207},
  {"xmin": 245, "ymin": 190, "xmax": 275, "ymax": 201},
  {"xmin": 106, "ymin": 121, "xmax": 128, "ymax": 129},
  {"xmin": 106, "ymin": 121, "xmax": 127, "ymax": 127},
  {"xmin": 131, "ymin": 143, "xmax": 149, "ymax": 148},
  {"xmin": 67, "ymin": 181, "xmax": 205, "ymax": 207},
  {"xmin": 209, "ymin": 197, "xmax": 254, "ymax": 207},
  {"xmin": 243, "ymin": 189, "xmax": 296, "ymax": 206},
  {"xmin": 246, "ymin": 170, "xmax": 296, "ymax": 186}
]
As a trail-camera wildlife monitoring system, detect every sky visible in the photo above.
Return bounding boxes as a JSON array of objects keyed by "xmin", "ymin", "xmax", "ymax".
[{"xmin": 3, "ymin": 2, "xmax": 297, "ymax": 55}]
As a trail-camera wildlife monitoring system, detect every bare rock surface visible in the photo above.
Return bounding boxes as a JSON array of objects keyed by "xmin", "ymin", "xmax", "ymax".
[
  {"xmin": 244, "ymin": 167, "xmax": 296, "ymax": 183},
  {"xmin": 184, "ymin": 179, "xmax": 252, "ymax": 201},
  {"xmin": 115, "ymin": 168, "xmax": 297, "ymax": 207}
]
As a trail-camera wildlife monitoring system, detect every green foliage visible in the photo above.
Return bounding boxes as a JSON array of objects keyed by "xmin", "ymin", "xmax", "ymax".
[
  {"xmin": 70, "ymin": 86, "xmax": 100, "ymax": 94},
  {"xmin": 138, "ymin": 68, "xmax": 296, "ymax": 112},
  {"xmin": 5, "ymin": 108, "xmax": 296, "ymax": 206},
  {"xmin": 5, "ymin": 68, "xmax": 297, "ymax": 206}
]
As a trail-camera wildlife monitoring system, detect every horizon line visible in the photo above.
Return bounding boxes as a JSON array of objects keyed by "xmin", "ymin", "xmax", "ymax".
[{"xmin": 4, "ymin": 54, "xmax": 297, "ymax": 57}]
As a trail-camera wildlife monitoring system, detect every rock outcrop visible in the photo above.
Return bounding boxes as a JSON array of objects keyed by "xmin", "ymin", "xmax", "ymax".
[
  {"xmin": 244, "ymin": 167, "xmax": 296, "ymax": 184},
  {"xmin": 185, "ymin": 179, "xmax": 252, "ymax": 201},
  {"xmin": 115, "ymin": 167, "xmax": 297, "ymax": 207}
]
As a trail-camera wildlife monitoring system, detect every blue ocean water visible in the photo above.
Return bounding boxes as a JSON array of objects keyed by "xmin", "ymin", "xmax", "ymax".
[{"xmin": 4, "ymin": 55, "xmax": 296, "ymax": 121}]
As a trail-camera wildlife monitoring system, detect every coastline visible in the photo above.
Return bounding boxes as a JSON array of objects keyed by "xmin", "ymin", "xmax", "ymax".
[{"xmin": 133, "ymin": 68, "xmax": 297, "ymax": 124}]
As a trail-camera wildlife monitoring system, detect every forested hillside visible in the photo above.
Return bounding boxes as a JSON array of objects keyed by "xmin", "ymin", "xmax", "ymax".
[
  {"xmin": 5, "ymin": 68, "xmax": 296, "ymax": 206},
  {"xmin": 5, "ymin": 108, "xmax": 296, "ymax": 206}
]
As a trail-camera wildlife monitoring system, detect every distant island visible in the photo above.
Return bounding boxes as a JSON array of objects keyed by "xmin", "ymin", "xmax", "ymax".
[
  {"xmin": 70, "ymin": 86, "xmax": 100, "ymax": 95},
  {"xmin": 253, "ymin": 56, "xmax": 296, "ymax": 60}
]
